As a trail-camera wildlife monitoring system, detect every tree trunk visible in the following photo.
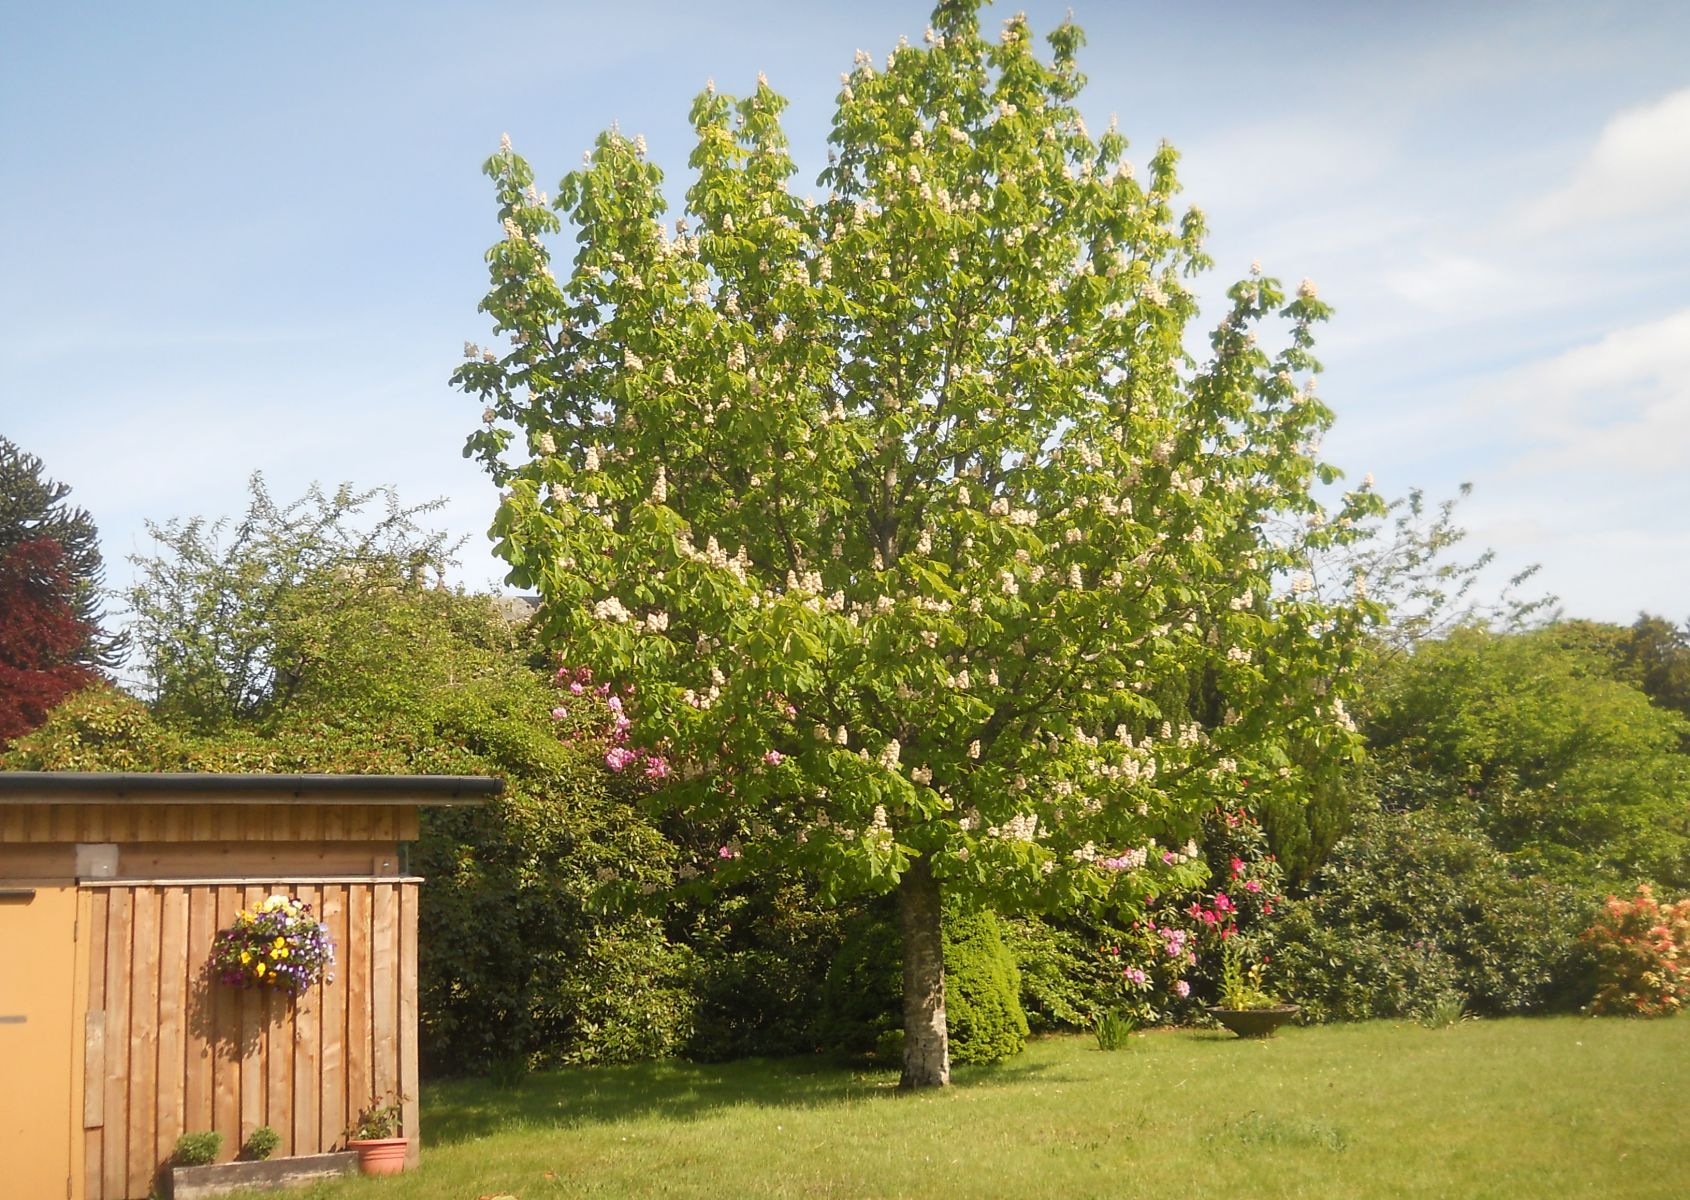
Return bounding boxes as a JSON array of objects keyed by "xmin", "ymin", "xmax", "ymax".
[{"xmin": 898, "ymin": 855, "xmax": 950, "ymax": 1088}]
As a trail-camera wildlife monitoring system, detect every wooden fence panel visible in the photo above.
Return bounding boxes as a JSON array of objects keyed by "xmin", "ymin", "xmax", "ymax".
[
  {"xmin": 81, "ymin": 879, "xmax": 420, "ymax": 1199},
  {"xmin": 318, "ymin": 883, "xmax": 348, "ymax": 1151},
  {"xmin": 125, "ymin": 885, "xmax": 159, "ymax": 1200}
]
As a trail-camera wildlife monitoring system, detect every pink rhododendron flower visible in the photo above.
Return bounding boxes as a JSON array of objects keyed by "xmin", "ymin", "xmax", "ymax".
[
  {"xmin": 1244, "ymin": 879, "xmax": 1262, "ymax": 893},
  {"xmin": 604, "ymin": 747, "xmax": 638, "ymax": 772},
  {"xmin": 1174, "ymin": 980, "xmax": 1191, "ymax": 998},
  {"xmin": 551, "ymin": 706, "xmax": 569, "ymax": 720},
  {"xmin": 764, "ymin": 750, "xmax": 785, "ymax": 765},
  {"xmin": 644, "ymin": 755, "xmax": 671, "ymax": 780}
]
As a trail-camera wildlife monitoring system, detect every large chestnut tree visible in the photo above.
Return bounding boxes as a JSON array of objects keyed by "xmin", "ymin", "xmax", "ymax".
[{"xmin": 457, "ymin": 0, "xmax": 1382, "ymax": 1086}]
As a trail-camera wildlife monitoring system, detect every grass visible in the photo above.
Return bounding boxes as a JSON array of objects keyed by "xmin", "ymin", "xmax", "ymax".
[{"xmin": 286, "ymin": 1016, "xmax": 1688, "ymax": 1200}]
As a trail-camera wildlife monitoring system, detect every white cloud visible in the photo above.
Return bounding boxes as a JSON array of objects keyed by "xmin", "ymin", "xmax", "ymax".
[
  {"xmin": 1524, "ymin": 86, "xmax": 1690, "ymax": 230},
  {"xmin": 1498, "ymin": 307, "xmax": 1690, "ymax": 469},
  {"xmin": 1380, "ymin": 252, "xmax": 1513, "ymax": 316}
]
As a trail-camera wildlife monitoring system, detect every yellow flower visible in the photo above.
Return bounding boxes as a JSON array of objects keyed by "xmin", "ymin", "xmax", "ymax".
[
  {"xmin": 273, "ymin": 936, "xmax": 287, "ymax": 949},
  {"xmin": 240, "ymin": 951, "xmax": 251, "ymax": 964},
  {"xmin": 277, "ymin": 947, "xmax": 290, "ymax": 959},
  {"xmin": 255, "ymin": 962, "xmax": 266, "ymax": 976}
]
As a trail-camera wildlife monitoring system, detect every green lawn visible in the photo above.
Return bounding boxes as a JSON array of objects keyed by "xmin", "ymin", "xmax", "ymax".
[{"xmin": 290, "ymin": 1017, "xmax": 1687, "ymax": 1200}]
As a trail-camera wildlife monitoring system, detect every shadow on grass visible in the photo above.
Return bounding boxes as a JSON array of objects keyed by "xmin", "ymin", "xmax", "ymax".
[{"xmin": 422, "ymin": 1052, "xmax": 1060, "ymax": 1146}]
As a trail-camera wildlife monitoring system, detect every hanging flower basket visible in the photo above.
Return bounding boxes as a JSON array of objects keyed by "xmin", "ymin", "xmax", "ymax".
[{"xmin": 209, "ymin": 894, "xmax": 334, "ymax": 995}]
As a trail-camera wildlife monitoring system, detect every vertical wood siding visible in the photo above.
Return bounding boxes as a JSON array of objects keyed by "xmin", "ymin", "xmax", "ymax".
[{"xmin": 80, "ymin": 879, "xmax": 419, "ymax": 1200}]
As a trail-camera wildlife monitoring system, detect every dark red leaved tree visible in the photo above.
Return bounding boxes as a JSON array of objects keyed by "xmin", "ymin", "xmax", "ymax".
[{"xmin": 0, "ymin": 537, "xmax": 98, "ymax": 748}]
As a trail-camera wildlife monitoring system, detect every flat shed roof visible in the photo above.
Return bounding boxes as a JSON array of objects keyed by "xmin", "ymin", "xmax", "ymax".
[{"xmin": 0, "ymin": 772, "xmax": 501, "ymax": 805}]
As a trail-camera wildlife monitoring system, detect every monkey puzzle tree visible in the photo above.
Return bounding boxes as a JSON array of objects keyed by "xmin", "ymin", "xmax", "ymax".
[{"xmin": 457, "ymin": 1, "xmax": 1383, "ymax": 1086}]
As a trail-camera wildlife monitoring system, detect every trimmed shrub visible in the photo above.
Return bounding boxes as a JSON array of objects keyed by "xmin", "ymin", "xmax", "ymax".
[
  {"xmin": 819, "ymin": 895, "xmax": 1028, "ymax": 1065},
  {"xmin": 943, "ymin": 903, "xmax": 1029, "ymax": 1065},
  {"xmin": 241, "ymin": 1126, "xmax": 281, "ymax": 1161},
  {"xmin": 173, "ymin": 1131, "xmax": 222, "ymax": 1166}
]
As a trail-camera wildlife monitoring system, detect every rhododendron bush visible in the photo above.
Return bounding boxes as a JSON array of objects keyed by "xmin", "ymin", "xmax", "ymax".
[
  {"xmin": 457, "ymin": 0, "xmax": 1381, "ymax": 1086},
  {"xmin": 1584, "ymin": 885, "xmax": 1690, "ymax": 1017}
]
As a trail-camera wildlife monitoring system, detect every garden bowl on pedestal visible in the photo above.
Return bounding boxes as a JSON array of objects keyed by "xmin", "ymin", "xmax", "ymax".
[{"xmin": 1208, "ymin": 1006, "xmax": 1299, "ymax": 1038}]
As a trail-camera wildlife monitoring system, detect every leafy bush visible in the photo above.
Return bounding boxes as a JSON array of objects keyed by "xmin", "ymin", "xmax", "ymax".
[
  {"xmin": 1003, "ymin": 915, "xmax": 1123, "ymax": 1034},
  {"xmin": 686, "ymin": 878, "xmax": 846, "ymax": 1062},
  {"xmin": 816, "ymin": 899, "xmax": 907, "ymax": 1057},
  {"xmin": 1583, "ymin": 885, "xmax": 1690, "ymax": 1017},
  {"xmin": 1274, "ymin": 801, "xmax": 1595, "ymax": 1022},
  {"xmin": 173, "ymin": 1131, "xmax": 222, "ymax": 1166}
]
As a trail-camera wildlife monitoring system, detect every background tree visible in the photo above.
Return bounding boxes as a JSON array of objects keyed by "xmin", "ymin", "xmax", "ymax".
[
  {"xmin": 0, "ymin": 435, "xmax": 121, "ymax": 668},
  {"xmin": 1551, "ymin": 614, "xmax": 1690, "ymax": 731},
  {"xmin": 126, "ymin": 475, "xmax": 462, "ymax": 731},
  {"xmin": 1365, "ymin": 625, "xmax": 1690, "ymax": 889},
  {"xmin": 0, "ymin": 537, "xmax": 99, "ymax": 747},
  {"xmin": 458, "ymin": 1, "xmax": 1382, "ymax": 1085}
]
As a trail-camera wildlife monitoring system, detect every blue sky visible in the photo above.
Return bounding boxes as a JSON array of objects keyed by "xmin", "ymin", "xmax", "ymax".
[{"xmin": 3, "ymin": 0, "xmax": 1687, "ymax": 633}]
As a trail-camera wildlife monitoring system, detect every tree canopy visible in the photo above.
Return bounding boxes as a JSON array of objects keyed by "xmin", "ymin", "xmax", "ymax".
[
  {"xmin": 457, "ymin": 1, "xmax": 1384, "ymax": 1085},
  {"xmin": 0, "ymin": 435, "xmax": 120, "ymax": 669},
  {"xmin": 125, "ymin": 475, "xmax": 465, "ymax": 732},
  {"xmin": 1367, "ymin": 624, "xmax": 1690, "ymax": 889}
]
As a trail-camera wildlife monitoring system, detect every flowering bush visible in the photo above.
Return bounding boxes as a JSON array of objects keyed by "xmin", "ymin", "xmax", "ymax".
[
  {"xmin": 550, "ymin": 664, "xmax": 672, "ymax": 782},
  {"xmin": 1583, "ymin": 884, "xmax": 1690, "ymax": 1017},
  {"xmin": 210, "ymin": 895, "xmax": 334, "ymax": 994}
]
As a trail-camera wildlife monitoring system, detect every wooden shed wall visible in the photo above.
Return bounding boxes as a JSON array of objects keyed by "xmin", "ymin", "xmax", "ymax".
[
  {"xmin": 0, "ymin": 802, "xmax": 419, "ymax": 846},
  {"xmin": 80, "ymin": 878, "xmax": 420, "ymax": 1200}
]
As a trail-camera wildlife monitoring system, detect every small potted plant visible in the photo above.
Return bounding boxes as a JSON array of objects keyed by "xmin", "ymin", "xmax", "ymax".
[
  {"xmin": 1208, "ymin": 941, "xmax": 1298, "ymax": 1038},
  {"xmin": 346, "ymin": 1098, "xmax": 408, "ymax": 1175}
]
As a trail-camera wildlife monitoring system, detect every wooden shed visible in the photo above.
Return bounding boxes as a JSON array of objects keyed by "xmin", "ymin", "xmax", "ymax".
[{"xmin": 0, "ymin": 772, "xmax": 499, "ymax": 1200}]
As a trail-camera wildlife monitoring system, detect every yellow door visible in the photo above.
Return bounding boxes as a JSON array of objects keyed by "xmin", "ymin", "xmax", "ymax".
[{"xmin": 0, "ymin": 885, "xmax": 78, "ymax": 1200}]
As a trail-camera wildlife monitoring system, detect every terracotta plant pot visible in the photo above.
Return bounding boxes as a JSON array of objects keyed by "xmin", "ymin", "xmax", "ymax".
[
  {"xmin": 1208, "ymin": 1005, "xmax": 1300, "ymax": 1039},
  {"xmin": 348, "ymin": 1137, "xmax": 409, "ymax": 1175}
]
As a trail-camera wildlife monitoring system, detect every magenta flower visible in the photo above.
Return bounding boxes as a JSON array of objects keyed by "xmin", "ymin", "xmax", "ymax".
[
  {"xmin": 644, "ymin": 755, "xmax": 671, "ymax": 780},
  {"xmin": 1244, "ymin": 879, "xmax": 1262, "ymax": 893},
  {"xmin": 604, "ymin": 747, "xmax": 638, "ymax": 772}
]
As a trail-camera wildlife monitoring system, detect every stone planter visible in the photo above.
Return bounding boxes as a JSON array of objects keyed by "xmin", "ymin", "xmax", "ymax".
[
  {"xmin": 169, "ymin": 1152, "xmax": 358, "ymax": 1199},
  {"xmin": 1208, "ymin": 1005, "xmax": 1300, "ymax": 1039},
  {"xmin": 348, "ymin": 1136, "xmax": 411, "ymax": 1175}
]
